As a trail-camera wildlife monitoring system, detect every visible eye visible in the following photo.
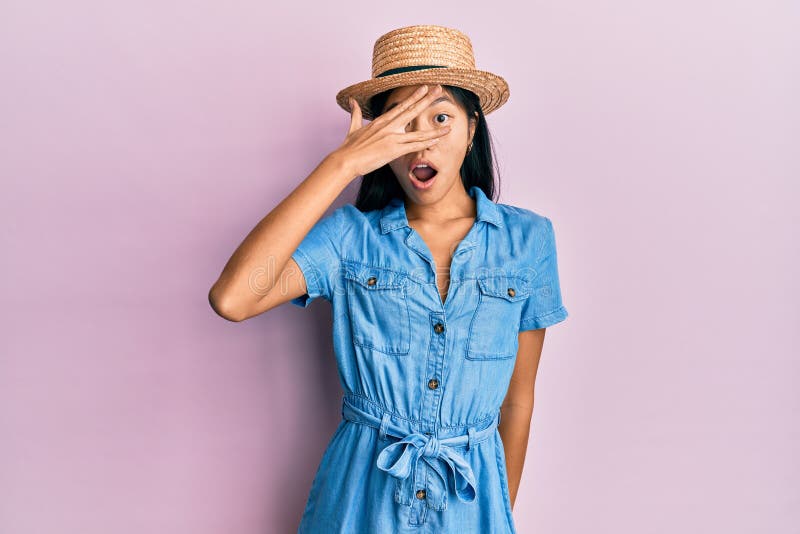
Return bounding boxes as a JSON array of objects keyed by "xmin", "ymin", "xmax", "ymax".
[{"xmin": 404, "ymin": 113, "xmax": 451, "ymax": 130}]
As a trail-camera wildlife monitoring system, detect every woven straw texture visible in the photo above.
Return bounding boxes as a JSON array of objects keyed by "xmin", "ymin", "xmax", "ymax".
[{"xmin": 335, "ymin": 25, "xmax": 510, "ymax": 121}]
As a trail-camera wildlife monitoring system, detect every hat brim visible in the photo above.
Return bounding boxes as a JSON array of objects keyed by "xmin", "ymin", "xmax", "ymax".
[{"xmin": 335, "ymin": 67, "xmax": 510, "ymax": 121}]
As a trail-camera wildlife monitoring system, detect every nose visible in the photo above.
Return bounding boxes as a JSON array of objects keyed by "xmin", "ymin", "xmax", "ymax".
[{"xmin": 404, "ymin": 117, "xmax": 434, "ymax": 133}]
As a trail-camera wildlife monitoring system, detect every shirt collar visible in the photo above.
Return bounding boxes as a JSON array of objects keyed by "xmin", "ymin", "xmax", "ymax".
[{"xmin": 379, "ymin": 185, "xmax": 504, "ymax": 234}]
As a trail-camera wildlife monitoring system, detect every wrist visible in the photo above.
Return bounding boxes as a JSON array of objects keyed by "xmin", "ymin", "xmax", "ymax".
[{"xmin": 325, "ymin": 150, "xmax": 359, "ymax": 185}]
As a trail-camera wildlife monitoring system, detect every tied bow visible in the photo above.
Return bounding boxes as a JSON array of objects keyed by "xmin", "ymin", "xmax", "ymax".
[{"xmin": 376, "ymin": 432, "xmax": 477, "ymax": 505}]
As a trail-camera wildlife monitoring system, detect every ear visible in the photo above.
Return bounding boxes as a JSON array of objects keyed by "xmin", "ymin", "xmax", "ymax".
[{"xmin": 468, "ymin": 111, "xmax": 479, "ymax": 145}]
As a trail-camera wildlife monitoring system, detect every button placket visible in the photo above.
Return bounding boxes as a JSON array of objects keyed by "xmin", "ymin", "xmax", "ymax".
[
  {"xmin": 410, "ymin": 311, "xmax": 446, "ymax": 520},
  {"xmin": 421, "ymin": 312, "xmax": 446, "ymax": 435},
  {"xmin": 406, "ymin": 453, "xmax": 429, "ymax": 526}
]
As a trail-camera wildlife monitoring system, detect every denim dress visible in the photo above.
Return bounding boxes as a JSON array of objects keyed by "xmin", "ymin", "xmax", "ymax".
[{"xmin": 290, "ymin": 185, "xmax": 568, "ymax": 533}]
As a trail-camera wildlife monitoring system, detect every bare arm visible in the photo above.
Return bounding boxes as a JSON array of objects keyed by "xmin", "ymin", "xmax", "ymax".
[
  {"xmin": 208, "ymin": 84, "xmax": 452, "ymax": 322},
  {"xmin": 498, "ymin": 327, "xmax": 546, "ymax": 509},
  {"xmin": 208, "ymin": 154, "xmax": 355, "ymax": 322}
]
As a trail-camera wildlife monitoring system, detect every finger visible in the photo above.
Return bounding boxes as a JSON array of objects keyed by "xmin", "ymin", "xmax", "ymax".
[
  {"xmin": 348, "ymin": 97, "xmax": 362, "ymax": 135},
  {"xmin": 402, "ymin": 136, "xmax": 444, "ymax": 153},
  {"xmin": 387, "ymin": 84, "xmax": 445, "ymax": 129},
  {"xmin": 372, "ymin": 84, "xmax": 436, "ymax": 128},
  {"xmin": 400, "ymin": 124, "xmax": 451, "ymax": 143}
]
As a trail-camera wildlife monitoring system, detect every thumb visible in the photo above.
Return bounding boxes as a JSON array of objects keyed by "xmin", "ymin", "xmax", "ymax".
[{"xmin": 348, "ymin": 97, "xmax": 362, "ymax": 135}]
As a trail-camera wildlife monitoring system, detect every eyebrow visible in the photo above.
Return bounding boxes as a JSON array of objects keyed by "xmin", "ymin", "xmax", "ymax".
[{"xmin": 384, "ymin": 95, "xmax": 454, "ymax": 113}]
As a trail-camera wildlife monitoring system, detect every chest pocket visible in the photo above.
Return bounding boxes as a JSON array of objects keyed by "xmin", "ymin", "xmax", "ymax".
[
  {"xmin": 343, "ymin": 261, "xmax": 411, "ymax": 356},
  {"xmin": 466, "ymin": 275, "xmax": 530, "ymax": 360}
]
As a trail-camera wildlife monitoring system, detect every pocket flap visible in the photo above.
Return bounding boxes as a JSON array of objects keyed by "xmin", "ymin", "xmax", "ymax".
[
  {"xmin": 343, "ymin": 261, "xmax": 407, "ymax": 290},
  {"xmin": 477, "ymin": 276, "xmax": 529, "ymax": 302}
]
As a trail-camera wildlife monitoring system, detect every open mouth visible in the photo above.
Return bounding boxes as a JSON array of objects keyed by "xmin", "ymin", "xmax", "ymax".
[
  {"xmin": 412, "ymin": 166, "xmax": 437, "ymax": 181},
  {"xmin": 409, "ymin": 164, "xmax": 438, "ymax": 189}
]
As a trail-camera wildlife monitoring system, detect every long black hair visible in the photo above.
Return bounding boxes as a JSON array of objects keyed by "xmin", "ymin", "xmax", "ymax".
[{"xmin": 353, "ymin": 85, "xmax": 502, "ymax": 213}]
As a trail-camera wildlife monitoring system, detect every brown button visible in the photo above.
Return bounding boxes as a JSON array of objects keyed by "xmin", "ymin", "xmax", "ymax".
[
  {"xmin": 433, "ymin": 323, "xmax": 444, "ymax": 334},
  {"xmin": 507, "ymin": 287, "xmax": 515, "ymax": 297},
  {"xmin": 428, "ymin": 378, "xmax": 439, "ymax": 389},
  {"xmin": 416, "ymin": 489, "xmax": 426, "ymax": 500},
  {"xmin": 367, "ymin": 277, "xmax": 377, "ymax": 286}
]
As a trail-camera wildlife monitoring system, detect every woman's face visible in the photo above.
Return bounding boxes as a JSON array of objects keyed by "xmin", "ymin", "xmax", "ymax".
[{"xmin": 381, "ymin": 85, "xmax": 477, "ymax": 202}]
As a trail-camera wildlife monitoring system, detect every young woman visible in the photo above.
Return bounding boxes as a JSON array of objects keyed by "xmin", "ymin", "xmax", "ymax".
[{"xmin": 209, "ymin": 25, "xmax": 568, "ymax": 534}]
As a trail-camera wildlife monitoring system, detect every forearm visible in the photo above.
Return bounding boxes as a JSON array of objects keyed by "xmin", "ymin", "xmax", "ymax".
[
  {"xmin": 497, "ymin": 403, "xmax": 534, "ymax": 509},
  {"xmin": 209, "ymin": 152, "xmax": 355, "ymax": 319}
]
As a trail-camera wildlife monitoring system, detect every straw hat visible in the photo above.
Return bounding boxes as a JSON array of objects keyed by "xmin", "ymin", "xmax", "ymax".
[{"xmin": 335, "ymin": 25, "xmax": 510, "ymax": 121}]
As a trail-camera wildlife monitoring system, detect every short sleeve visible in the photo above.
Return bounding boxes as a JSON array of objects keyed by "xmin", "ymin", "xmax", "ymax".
[
  {"xmin": 518, "ymin": 216, "xmax": 569, "ymax": 331},
  {"xmin": 290, "ymin": 207, "xmax": 343, "ymax": 308}
]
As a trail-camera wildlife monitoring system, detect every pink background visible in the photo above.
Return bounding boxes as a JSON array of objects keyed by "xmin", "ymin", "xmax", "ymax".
[{"xmin": 2, "ymin": 1, "xmax": 798, "ymax": 533}]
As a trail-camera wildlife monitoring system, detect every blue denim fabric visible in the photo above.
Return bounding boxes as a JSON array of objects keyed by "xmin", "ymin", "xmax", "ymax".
[{"xmin": 291, "ymin": 185, "xmax": 568, "ymax": 532}]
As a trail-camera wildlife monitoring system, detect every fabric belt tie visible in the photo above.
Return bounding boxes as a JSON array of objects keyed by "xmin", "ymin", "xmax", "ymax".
[
  {"xmin": 341, "ymin": 394, "xmax": 501, "ymax": 512},
  {"xmin": 375, "ymin": 432, "xmax": 477, "ymax": 503}
]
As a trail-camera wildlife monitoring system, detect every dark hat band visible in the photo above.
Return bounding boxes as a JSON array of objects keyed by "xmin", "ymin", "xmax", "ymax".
[{"xmin": 376, "ymin": 65, "xmax": 447, "ymax": 78}]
